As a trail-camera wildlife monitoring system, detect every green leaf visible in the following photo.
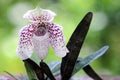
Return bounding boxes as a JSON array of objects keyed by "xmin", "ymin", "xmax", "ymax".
[
  {"xmin": 72, "ymin": 46, "xmax": 109, "ymax": 75},
  {"xmin": 48, "ymin": 61, "xmax": 61, "ymax": 76},
  {"xmin": 24, "ymin": 61, "xmax": 37, "ymax": 80},
  {"xmin": 48, "ymin": 61, "xmax": 60, "ymax": 69}
]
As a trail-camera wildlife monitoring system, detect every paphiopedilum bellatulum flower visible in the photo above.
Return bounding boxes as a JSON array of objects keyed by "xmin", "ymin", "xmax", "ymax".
[{"xmin": 17, "ymin": 7, "xmax": 69, "ymax": 60}]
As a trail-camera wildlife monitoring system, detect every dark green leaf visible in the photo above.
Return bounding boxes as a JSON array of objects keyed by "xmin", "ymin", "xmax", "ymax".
[
  {"xmin": 23, "ymin": 59, "xmax": 44, "ymax": 80},
  {"xmin": 24, "ymin": 61, "xmax": 37, "ymax": 80},
  {"xmin": 83, "ymin": 65, "xmax": 102, "ymax": 80},
  {"xmin": 40, "ymin": 61, "xmax": 55, "ymax": 80},
  {"xmin": 61, "ymin": 12, "xmax": 93, "ymax": 80}
]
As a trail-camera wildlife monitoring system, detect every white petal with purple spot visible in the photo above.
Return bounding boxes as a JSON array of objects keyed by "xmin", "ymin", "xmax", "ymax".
[
  {"xmin": 17, "ymin": 7, "xmax": 69, "ymax": 60},
  {"xmin": 23, "ymin": 7, "xmax": 56, "ymax": 22},
  {"xmin": 16, "ymin": 24, "xmax": 37, "ymax": 60},
  {"xmin": 45, "ymin": 22, "xmax": 69, "ymax": 57}
]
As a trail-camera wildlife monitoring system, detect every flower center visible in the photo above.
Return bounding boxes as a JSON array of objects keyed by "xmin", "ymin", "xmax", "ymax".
[{"xmin": 34, "ymin": 23, "xmax": 46, "ymax": 36}]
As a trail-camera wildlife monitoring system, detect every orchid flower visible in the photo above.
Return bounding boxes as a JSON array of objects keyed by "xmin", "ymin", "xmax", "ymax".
[{"xmin": 17, "ymin": 7, "xmax": 69, "ymax": 60}]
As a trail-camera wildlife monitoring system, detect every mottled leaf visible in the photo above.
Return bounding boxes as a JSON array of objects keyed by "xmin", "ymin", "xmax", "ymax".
[
  {"xmin": 73, "ymin": 46, "xmax": 109, "ymax": 75},
  {"xmin": 48, "ymin": 61, "xmax": 61, "ymax": 76}
]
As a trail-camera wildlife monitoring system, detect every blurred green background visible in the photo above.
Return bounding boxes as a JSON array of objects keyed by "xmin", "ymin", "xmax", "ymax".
[{"xmin": 0, "ymin": 0, "xmax": 120, "ymax": 75}]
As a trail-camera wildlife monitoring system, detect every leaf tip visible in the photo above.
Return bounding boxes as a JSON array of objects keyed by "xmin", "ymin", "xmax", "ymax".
[
  {"xmin": 84, "ymin": 12, "xmax": 93, "ymax": 23},
  {"xmin": 87, "ymin": 12, "xmax": 93, "ymax": 18},
  {"xmin": 103, "ymin": 45, "xmax": 109, "ymax": 51}
]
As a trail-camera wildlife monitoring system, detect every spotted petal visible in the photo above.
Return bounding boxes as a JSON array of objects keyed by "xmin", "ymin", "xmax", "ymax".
[
  {"xmin": 23, "ymin": 7, "xmax": 56, "ymax": 22},
  {"xmin": 17, "ymin": 24, "xmax": 37, "ymax": 60},
  {"xmin": 45, "ymin": 22, "xmax": 69, "ymax": 57}
]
